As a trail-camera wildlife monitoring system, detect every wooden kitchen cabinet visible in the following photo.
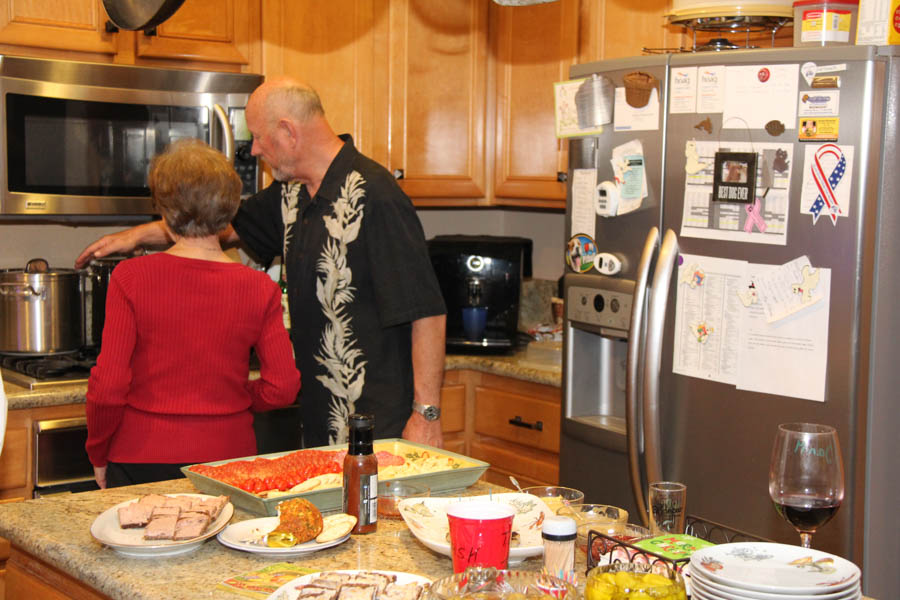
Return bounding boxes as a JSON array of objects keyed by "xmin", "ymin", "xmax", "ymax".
[
  {"xmin": 0, "ymin": 0, "xmax": 259, "ymax": 73},
  {"xmin": 490, "ymin": 0, "xmax": 578, "ymax": 207},
  {"xmin": 386, "ymin": 0, "xmax": 489, "ymax": 202}
]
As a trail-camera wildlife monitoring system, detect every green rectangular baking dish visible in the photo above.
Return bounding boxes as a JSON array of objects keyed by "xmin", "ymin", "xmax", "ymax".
[{"xmin": 181, "ymin": 438, "xmax": 489, "ymax": 516}]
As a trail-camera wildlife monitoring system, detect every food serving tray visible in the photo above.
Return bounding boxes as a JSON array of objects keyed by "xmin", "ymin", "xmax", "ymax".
[{"xmin": 182, "ymin": 438, "xmax": 489, "ymax": 516}]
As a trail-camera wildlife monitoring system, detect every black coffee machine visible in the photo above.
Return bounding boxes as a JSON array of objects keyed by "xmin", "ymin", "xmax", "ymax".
[{"xmin": 428, "ymin": 235, "xmax": 532, "ymax": 353}]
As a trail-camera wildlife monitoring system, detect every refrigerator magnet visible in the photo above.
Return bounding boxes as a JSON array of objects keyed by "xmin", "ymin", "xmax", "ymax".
[
  {"xmin": 712, "ymin": 151, "xmax": 757, "ymax": 203},
  {"xmin": 798, "ymin": 117, "xmax": 839, "ymax": 142},
  {"xmin": 566, "ymin": 234, "xmax": 598, "ymax": 273}
]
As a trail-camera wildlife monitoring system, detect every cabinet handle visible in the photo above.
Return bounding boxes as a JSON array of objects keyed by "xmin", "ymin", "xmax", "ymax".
[
  {"xmin": 105, "ymin": 20, "xmax": 119, "ymax": 33},
  {"xmin": 557, "ymin": 171, "xmax": 568, "ymax": 183},
  {"xmin": 392, "ymin": 169, "xmax": 405, "ymax": 180},
  {"xmin": 508, "ymin": 416, "xmax": 543, "ymax": 431}
]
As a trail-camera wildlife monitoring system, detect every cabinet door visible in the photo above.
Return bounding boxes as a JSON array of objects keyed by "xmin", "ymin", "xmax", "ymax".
[
  {"xmin": 387, "ymin": 0, "xmax": 488, "ymax": 201},
  {"xmin": 261, "ymin": 0, "xmax": 388, "ymax": 165},
  {"xmin": 134, "ymin": 0, "xmax": 256, "ymax": 68},
  {"xmin": 491, "ymin": 0, "xmax": 577, "ymax": 206},
  {"xmin": 0, "ymin": 0, "xmax": 116, "ymax": 56}
]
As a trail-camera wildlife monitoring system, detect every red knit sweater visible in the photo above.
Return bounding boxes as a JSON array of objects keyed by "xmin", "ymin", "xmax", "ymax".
[{"xmin": 85, "ymin": 253, "xmax": 300, "ymax": 467}]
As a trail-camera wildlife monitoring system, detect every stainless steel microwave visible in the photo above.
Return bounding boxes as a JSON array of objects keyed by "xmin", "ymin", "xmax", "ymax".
[{"xmin": 0, "ymin": 55, "xmax": 263, "ymax": 215}]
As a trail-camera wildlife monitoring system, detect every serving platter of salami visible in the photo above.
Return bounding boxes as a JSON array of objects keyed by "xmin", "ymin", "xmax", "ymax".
[
  {"xmin": 90, "ymin": 493, "xmax": 233, "ymax": 558},
  {"xmin": 182, "ymin": 438, "xmax": 489, "ymax": 516}
]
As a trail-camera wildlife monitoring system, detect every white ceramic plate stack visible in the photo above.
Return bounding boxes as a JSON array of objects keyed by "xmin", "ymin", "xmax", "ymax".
[{"xmin": 689, "ymin": 542, "xmax": 861, "ymax": 600}]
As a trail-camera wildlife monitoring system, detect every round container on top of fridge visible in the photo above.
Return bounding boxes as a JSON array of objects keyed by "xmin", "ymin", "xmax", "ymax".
[{"xmin": 793, "ymin": 0, "xmax": 859, "ymax": 47}]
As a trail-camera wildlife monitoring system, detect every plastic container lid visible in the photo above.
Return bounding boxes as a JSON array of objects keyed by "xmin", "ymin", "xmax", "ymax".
[
  {"xmin": 542, "ymin": 515, "xmax": 577, "ymax": 540},
  {"xmin": 793, "ymin": 0, "xmax": 858, "ymax": 5}
]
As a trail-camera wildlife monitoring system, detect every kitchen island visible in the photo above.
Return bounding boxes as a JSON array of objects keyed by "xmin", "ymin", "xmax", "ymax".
[{"xmin": 0, "ymin": 479, "xmax": 538, "ymax": 599}]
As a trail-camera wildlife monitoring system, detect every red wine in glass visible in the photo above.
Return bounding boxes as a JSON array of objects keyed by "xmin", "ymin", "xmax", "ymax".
[
  {"xmin": 772, "ymin": 494, "xmax": 841, "ymax": 531},
  {"xmin": 769, "ymin": 423, "xmax": 844, "ymax": 548}
]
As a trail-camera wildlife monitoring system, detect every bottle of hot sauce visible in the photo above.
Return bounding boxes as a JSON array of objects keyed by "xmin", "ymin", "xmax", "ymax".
[{"xmin": 343, "ymin": 413, "xmax": 378, "ymax": 534}]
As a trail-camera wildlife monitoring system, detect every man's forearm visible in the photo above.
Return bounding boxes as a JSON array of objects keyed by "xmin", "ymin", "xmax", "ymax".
[{"xmin": 411, "ymin": 314, "xmax": 446, "ymax": 406}]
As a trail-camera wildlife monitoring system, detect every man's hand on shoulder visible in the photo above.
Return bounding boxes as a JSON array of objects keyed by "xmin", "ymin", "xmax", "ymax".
[{"xmin": 402, "ymin": 411, "xmax": 443, "ymax": 449}]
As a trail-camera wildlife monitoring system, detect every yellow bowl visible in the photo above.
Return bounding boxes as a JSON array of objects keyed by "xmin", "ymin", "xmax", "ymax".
[{"xmin": 585, "ymin": 562, "xmax": 686, "ymax": 600}]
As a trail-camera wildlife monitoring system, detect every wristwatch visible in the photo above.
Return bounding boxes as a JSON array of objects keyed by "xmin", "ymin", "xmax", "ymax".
[{"xmin": 412, "ymin": 402, "xmax": 441, "ymax": 421}]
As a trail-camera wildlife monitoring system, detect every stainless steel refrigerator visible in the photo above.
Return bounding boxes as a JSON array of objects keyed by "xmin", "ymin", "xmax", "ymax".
[{"xmin": 559, "ymin": 46, "xmax": 899, "ymax": 599}]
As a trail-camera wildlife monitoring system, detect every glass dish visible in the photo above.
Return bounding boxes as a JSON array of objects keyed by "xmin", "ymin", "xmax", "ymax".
[
  {"xmin": 520, "ymin": 486, "xmax": 585, "ymax": 514},
  {"xmin": 377, "ymin": 480, "xmax": 429, "ymax": 519},
  {"xmin": 427, "ymin": 566, "xmax": 576, "ymax": 600},
  {"xmin": 585, "ymin": 562, "xmax": 686, "ymax": 600},
  {"xmin": 555, "ymin": 503, "xmax": 628, "ymax": 554}
]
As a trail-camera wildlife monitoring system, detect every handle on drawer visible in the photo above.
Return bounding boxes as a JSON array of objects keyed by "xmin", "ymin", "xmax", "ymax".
[{"xmin": 508, "ymin": 416, "xmax": 543, "ymax": 431}]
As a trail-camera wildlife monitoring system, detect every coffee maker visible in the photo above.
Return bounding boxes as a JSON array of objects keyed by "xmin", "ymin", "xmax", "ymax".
[{"xmin": 428, "ymin": 235, "xmax": 532, "ymax": 353}]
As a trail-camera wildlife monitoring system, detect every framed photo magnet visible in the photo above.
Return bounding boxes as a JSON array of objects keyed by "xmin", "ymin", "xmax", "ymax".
[{"xmin": 712, "ymin": 151, "xmax": 757, "ymax": 203}]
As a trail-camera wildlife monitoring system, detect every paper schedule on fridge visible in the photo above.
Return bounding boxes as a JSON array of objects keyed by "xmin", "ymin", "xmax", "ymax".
[{"xmin": 672, "ymin": 254, "xmax": 747, "ymax": 385}]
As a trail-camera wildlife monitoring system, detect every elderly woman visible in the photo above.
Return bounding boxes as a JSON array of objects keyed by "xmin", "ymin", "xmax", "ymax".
[{"xmin": 85, "ymin": 139, "xmax": 300, "ymax": 488}]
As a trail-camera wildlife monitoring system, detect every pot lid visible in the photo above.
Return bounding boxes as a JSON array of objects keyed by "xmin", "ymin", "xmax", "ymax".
[{"xmin": 102, "ymin": 0, "xmax": 186, "ymax": 31}]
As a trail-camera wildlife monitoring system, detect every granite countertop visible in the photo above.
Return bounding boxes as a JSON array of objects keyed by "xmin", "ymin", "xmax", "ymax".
[
  {"xmin": 3, "ymin": 348, "xmax": 561, "ymax": 411},
  {"xmin": 0, "ymin": 479, "xmax": 551, "ymax": 600}
]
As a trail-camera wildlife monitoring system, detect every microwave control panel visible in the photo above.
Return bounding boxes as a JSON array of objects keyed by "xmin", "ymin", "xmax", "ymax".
[{"xmin": 233, "ymin": 141, "xmax": 258, "ymax": 197}]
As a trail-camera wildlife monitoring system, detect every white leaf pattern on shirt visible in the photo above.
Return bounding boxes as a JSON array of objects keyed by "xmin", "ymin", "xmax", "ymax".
[
  {"xmin": 281, "ymin": 182, "xmax": 302, "ymax": 262},
  {"xmin": 315, "ymin": 171, "xmax": 367, "ymax": 445}
]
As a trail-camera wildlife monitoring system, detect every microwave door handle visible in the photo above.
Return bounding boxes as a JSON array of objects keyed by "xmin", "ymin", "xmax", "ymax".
[
  {"xmin": 626, "ymin": 226, "xmax": 658, "ymax": 526},
  {"xmin": 212, "ymin": 103, "xmax": 235, "ymax": 165},
  {"xmin": 643, "ymin": 228, "xmax": 678, "ymax": 488}
]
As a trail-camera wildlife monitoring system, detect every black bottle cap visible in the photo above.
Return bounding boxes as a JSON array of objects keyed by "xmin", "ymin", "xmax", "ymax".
[{"xmin": 348, "ymin": 413, "xmax": 374, "ymax": 455}]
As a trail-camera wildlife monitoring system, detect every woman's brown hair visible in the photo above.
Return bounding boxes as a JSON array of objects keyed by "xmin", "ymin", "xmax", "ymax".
[{"xmin": 148, "ymin": 139, "xmax": 242, "ymax": 237}]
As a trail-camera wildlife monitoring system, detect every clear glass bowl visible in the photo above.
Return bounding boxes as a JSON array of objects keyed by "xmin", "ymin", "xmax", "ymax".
[
  {"xmin": 520, "ymin": 486, "xmax": 585, "ymax": 514},
  {"xmin": 427, "ymin": 566, "xmax": 576, "ymax": 600},
  {"xmin": 585, "ymin": 562, "xmax": 686, "ymax": 600},
  {"xmin": 377, "ymin": 480, "xmax": 429, "ymax": 519},
  {"xmin": 555, "ymin": 503, "xmax": 628, "ymax": 554}
]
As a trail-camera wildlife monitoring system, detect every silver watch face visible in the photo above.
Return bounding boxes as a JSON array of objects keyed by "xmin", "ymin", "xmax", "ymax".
[{"xmin": 416, "ymin": 404, "xmax": 440, "ymax": 421}]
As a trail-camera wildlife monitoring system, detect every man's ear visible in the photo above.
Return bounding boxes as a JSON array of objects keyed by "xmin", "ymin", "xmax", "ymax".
[{"xmin": 277, "ymin": 117, "xmax": 298, "ymax": 145}]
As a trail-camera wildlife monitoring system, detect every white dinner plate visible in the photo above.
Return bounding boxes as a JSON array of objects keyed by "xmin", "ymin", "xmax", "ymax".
[
  {"xmin": 267, "ymin": 570, "xmax": 431, "ymax": 600},
  {"xmin": 690, "ymin": 543, "xmax": 861, "ymax": 595},
  {"xmin": 217, "ymin": 516, "xmax": 350, "ymax": 557},
  {"xmin": 397, "ymin": 492, "xmax": 552, "ymax": 565},
  {"xmin": 690, "ymin": 568, "xmax": 861, "ymax": 600},
  {"xmin": 90, "ymin": 493, "xmax": 233, "ymax": 558}
]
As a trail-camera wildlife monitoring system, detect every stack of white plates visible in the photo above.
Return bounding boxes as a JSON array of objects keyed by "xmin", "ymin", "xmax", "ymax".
[{"xmin": 689, "ymin": 542, "xmax": 861, "ymax": 600}]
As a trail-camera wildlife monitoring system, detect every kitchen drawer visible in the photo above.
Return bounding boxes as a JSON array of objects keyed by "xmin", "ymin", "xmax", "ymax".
[
  {"xmin": 474, "ymin": 386, "xmax": 559, "ymax": 453},
  {"xmin": 470, "ymin": 439, "xmax": 559, "ymax": 485}
]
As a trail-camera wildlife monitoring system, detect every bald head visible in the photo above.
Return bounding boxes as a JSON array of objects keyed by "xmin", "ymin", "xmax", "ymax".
[{"xmin": 251, "ymin": 78, "xmax": 325, "ymax": 130}]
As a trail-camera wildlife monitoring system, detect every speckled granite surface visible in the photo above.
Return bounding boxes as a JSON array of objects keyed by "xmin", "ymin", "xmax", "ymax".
[
  {"xmin": 3, "ymin": 350, "xmax": 561, "ymax": 411},
  {"xmin": 0, "ymin": 479, "xmax": 553, "ymax": 600}
]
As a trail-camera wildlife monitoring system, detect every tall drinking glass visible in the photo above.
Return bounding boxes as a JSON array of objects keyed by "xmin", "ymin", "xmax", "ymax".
[{"xmin": 768, "ymin": 423, "xmax": 844, "ymax": 548}]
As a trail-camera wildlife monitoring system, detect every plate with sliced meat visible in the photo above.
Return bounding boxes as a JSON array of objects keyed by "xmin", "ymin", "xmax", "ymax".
[
  {"xmin": 267, "ymin": 570, "xmax": 431, "ymax": 600},
  {"xmin": 90, "ymin": 493, "xmax": 234, "ymax": 557}
]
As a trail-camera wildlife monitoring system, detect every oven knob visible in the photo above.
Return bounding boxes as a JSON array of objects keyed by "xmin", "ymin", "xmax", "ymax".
[
  {"xmin": 593, "ymin": 294, "xmax": 605, "ymax": 312},
  {"xmin": 610, "ymin": 298, "xmax": 620, "ymax": 313}
]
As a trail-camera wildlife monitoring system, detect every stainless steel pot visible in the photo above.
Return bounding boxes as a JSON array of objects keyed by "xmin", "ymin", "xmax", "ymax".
[
  {"xmin": 86, "ymin": 256, "xmax": 126, "ymax": 348},
  {"xmin": 0, "ymin": 259, "xmax": 85, "ymax": 355}
]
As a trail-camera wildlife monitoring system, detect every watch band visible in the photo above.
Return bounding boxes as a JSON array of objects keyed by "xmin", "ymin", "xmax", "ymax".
[{"xmin": 412, "ymin": 402, "xmax": 441, "ymax": 421}]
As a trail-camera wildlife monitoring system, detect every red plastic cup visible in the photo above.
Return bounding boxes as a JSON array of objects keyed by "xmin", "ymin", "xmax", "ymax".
[{"xmin": 446, "ymin": 501, "xmax": 515, "ymax": 573}]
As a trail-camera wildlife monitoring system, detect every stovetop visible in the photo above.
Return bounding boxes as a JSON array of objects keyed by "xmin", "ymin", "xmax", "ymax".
[{"xmin": 1, "ymin": 348, "xmax": 97, "ymax": 390}]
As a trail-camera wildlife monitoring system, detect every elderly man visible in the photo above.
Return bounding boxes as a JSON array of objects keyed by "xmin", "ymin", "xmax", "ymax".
[{"xmin": 76, "ymin": 78, "xmax": 447, "ymax": 449}]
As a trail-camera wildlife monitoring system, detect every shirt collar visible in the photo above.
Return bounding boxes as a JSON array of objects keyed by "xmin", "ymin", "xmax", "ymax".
[{"xmin": 310, "ymin": 134, "xmax": 359, "ymax": 205}]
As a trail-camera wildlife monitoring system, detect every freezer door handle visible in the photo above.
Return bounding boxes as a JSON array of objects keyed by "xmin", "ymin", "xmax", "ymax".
[
  {"xmin": 626, "ymin": 226, "xmax": 658, "ymax": 526},
  {"xmin": 643, "ymin": 228, "xmax": 679, "ymax": 487}
]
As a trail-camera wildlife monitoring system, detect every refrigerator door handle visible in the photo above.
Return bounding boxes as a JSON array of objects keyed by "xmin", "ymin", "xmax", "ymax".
[
  {"xmin": 643, "ymin": 228, "xmax": 678, "ymax": 487},
  {"xmin": 626, "ymin": 226, "xmax": 658, "ymax": 525}
]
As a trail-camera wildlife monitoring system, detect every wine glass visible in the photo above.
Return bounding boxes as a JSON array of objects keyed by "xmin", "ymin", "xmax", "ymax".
[{"xmin": 769, "ymin": 423, "xmax": 844, "ymax": 548}]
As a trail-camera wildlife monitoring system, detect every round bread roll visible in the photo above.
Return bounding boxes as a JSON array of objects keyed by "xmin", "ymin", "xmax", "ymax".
[{"xmin": 316, "ymin": 513, "xmax": 357, "ymax": 543}]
